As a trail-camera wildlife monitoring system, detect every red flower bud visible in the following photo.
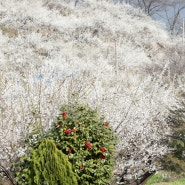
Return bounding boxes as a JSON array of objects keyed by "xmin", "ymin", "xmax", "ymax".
[
  {"xmin": 85, "ymin": 141, "xmax": 92, "ymax": 149},
  {"xmin": 68, "ymin": 148, "xmax": 72, "ymax": 153},
  {"xmin": 100, "ymin": 154, "xmax": 106, "ymax": 159},
  {"xmin": 100, "ymin": 147, "xmax": 106, "ymax": 152},
  {"xmin": 65, "ymin": 129, "xmax": 71, "ymax": 135},
  {"xmin": 62, "ymin": 112, "xmax": 67, "ymax": 118},
  {"xmin": 104, "ymin": 122, "xmax": 109, "ymax": 126},
  {"xmin": 79, "ymin": 165, "xmax": 83, "ymax": 170}
]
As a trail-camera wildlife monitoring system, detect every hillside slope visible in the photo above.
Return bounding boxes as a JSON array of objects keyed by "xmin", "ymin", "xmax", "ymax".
[
  {"xmin": 0, "ymin": 0, "xmax": 181, "ymax": 184},
  {"xmin": 0, "ymin": 0, "xmax": 172, "ymax": 71}
]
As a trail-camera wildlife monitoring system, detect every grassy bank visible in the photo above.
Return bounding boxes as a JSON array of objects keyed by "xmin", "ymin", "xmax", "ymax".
[{"xmin": 146, "ymin": 173, "xmax": 185, "ymax": 185}]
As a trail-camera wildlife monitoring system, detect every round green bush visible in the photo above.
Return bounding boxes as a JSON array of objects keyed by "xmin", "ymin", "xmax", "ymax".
[{"xmin": 47, "ymin": 103, "xmax": 117, "ymax": 185}]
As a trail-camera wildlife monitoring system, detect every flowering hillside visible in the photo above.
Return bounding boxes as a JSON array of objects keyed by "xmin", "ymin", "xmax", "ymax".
[{"xmin": 0, "ymin": 0, "xmax": 183, "ymax": 184}]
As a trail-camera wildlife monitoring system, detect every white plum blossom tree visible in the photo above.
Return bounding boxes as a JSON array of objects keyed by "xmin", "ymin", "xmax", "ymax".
[{"xmin": 0, "ymin": 0, "xmax": 183, "ymax": 184}]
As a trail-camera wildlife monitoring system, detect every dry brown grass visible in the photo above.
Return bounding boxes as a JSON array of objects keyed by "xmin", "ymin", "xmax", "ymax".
[{"xmin": 0, "ymin": 24, "xmax": 18, "ymax": 37}]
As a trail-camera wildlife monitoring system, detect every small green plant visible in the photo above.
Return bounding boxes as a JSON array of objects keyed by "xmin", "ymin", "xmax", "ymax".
[
  {"xmin": 15, "ymin": 139, "xmax": 78, "ymax": 185},
  {"xmin": 46, "ymin": 103, "xmax": 117, "ymax": 185}
]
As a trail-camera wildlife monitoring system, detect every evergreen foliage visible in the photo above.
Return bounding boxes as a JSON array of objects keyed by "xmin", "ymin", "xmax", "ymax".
[
  {"xmin": 14, "ymin": 103, "xmax": 116, "ymax": 185},
  {"xmin": 161, "ymin": 102, "xmax": 185, "ymax": 174},
  {"xmin": 46, "ymin": 103, "xmax": 117, "ymax": 185},
  {"xmin": 15, "ymin": 139, "xmax": 78, "ymax": 185}
]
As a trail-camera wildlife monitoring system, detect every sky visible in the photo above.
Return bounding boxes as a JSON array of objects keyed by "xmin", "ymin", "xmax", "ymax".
[
  {"xmin": 153, "ymin": 3, "xmax": 185, "ymax": 30},
  {"xmin": 117, "ymin": 0, "xmax": 185, "ymax": 34}
]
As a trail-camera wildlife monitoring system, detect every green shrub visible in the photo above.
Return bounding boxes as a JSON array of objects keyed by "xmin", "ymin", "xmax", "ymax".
[
  {"xmin": 161, "ymin": 101, "xmax": 185, "ymax": 175},
  {"xmin": 15, "ymin": 139, "xmax": 78, "ymax": 185},
  {"xmin": 14, "ymin": 103, "xmax": 117, "ymax": 185},
  {"xmin": 46, "ymin": 103, "xmax": 117, "ymax": 185}
]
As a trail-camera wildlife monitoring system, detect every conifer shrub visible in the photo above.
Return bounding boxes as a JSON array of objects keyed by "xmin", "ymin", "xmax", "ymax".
[
  {"xmin": 161, "ymin": 101, "xmax": 185, "ymax": 175},
  {"xmin": 14, "ymin": 139, "xmax": 78, "ymax": 185},
  {"xmin": 46, "ymin": 103, "xmax": 117, "ymax": 185}
]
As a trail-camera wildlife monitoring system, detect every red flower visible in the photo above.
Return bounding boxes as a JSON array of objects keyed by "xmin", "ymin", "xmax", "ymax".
[
  {"xmin": 65, "ymin": 129, "xmax": 71, "ymax": 135},
  {"xmin": 100, "ymin": 154, "xmax": 106, "ymax": 159},
  {"xmin": 79, "ymin": 165, "xmax": 83, "ymax": 170},
  {"xmin": 104, "ymin": 122, "xmax": 109, "ymax": 126},
  {"xmin": 56, "ymin": 123, "xmax": 61, "ymax": 128},
  {"xmin": 85, "ymin": 141, "xmax": 92, "ymax": 149},
  {"xmin": 62, "ymin": 112, "xmax": 67, "ymax": 118},
  {"xmin": 68, "ymin": 148, "xmax": 72, "ymax": 153},
  {"xmin": 100, "ymin": 147, "xmax": 106, "ymax": 152}
]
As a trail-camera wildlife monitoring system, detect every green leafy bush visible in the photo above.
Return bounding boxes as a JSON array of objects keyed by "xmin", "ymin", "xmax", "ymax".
[
  {"xmin": 15, "ymin": 139, "xmax": 77, "ymax": 185},
  {"xmin": 47, "ymin": 103, "xmax": 117, "ymax": 185},
  {"xmin": 14, "ymin": 103, "xmax": 117, "ymax": 185}
]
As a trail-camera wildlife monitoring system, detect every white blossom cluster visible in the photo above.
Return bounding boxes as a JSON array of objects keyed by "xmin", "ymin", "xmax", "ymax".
[{"xmin": 0, "ymin": 0, "xmax": 184, "ymax": 183}]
